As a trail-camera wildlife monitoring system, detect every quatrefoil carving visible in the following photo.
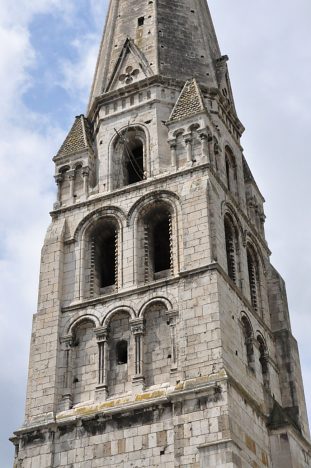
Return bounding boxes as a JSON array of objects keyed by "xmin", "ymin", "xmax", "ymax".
[{"xmin": 119, "ymin": 66, "xmax": 140, "ymax": 84}]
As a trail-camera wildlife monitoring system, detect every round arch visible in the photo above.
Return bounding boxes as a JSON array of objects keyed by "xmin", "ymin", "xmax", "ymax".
[
  {"xmin": 108, "ymin": 123, "xmax": 151, "ymax": 190},
  {"xmin": 127, "ymin": 190, "xmax": 180, "ymax": 227},
  {"xmin": 138, "ymin": 297, "xmax": 173, "ymax": 318},
  {"xmin": 129, "ymin": 190, "xmax": 183, "ymax": 282},
  {"xmin": 67, "ymin": 314, "xmax": 100, "ymax": 336},
  {"xmin": 102, "ymin": 305, "xmax": 136, "ymax": 328},
  {"xmin": 222, "ymin": 202, "xmax": 244, "ymax": 237},
  {"xmin": 245, "ymin": 233, "xmax": 267, "ymax": 274},
  {"xmin": 73, "ymin": 206, "xmax": 127, "ymax": 242},
  {"xmin": 240, "ymin": 312, "xmax": 253, "ymax": 338}
]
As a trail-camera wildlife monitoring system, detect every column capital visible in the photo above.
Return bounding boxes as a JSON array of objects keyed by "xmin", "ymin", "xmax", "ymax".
[
  {"xmin": 68, "ymin": 169, "xmax": 75, "ymax": 180},
  {"xmin": 183, "ymin": 133, "xmax": 192, "ymax": 144},
  {"xmin": 60, "ymin": 335, "xmax": 74, "ymax": 349},
  {"xmin": 82, "ymin": 166, "xmax": 90, "ymax": 177},
  {"xmin": 54, "ymin": 174, "xmax": 63, "ymax": 185},
  {"xmin": 95, "ymin": 326, "xmax": 109, "ymax": 342},
  {"xmin": 130, "ymin": 319, "xmax": 145, "ymax": 335},
  {"xmin": 165, "ymin": 309, "xmax": 179, "ymax": 325},
  {"xmin": 198, "ymin": 131, "xmax": 208, "ymax": 141}
]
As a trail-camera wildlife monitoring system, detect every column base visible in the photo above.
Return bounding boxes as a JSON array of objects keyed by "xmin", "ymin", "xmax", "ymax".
[
  {"xmin": 132, "ymin": 376, "xmax": 145, "ymax": 394},
  {"xmin": 60, "ymin": 393, "xmax": 73, "ymax": 411},
  {"xmin": 95, "ymin": 385, "xmax": 108, "ymax": 401}
]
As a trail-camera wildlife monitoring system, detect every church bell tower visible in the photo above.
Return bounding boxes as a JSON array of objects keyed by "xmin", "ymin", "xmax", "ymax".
[{"xmin": 12, "ymin": 1, "xmax": 311, "ymax": 467}]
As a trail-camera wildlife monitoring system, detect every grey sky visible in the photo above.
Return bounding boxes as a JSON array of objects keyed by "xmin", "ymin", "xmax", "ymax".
[{"xmin": 0, "ymin": 1, "xmax": 310, "ymax": 466}]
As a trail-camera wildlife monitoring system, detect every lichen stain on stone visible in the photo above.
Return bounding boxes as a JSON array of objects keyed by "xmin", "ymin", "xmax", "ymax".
[
  {"xmin": 56, "ymin": 397, "xmax": 131, "ymax": 420},
  {"xmin": 135, "ymin": 390, "xmax": 165, "ymax": 401},
  {"xmin": 97, "ymin": 397, "xmax": 130, "ymax": 411}
]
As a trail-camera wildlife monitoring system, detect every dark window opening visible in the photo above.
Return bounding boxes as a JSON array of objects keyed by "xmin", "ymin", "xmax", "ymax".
[
  {"xmin": 224, "ymin": 217, "xmax": 237, "ymax": 283},
  {"xmin": 114, "ymin": 128, "xmax": 146, "ymax": 189},
  {"xmin": 144, "ymin": 207, "xmax": 173, "ymax": 281},
  {"xmin": 138, "ymin": 16, "xmax": 145, "ymax": 26},
  {"xmin": 116, "ymin": 340, "xmax": 128, "ymax": 365},
  {"xmin": 92, "ymin": 222, "xmax": 117, "ymax": 289},
  {"xmin": 126, "ymin": 141, "xmax": 144, "ymax": 184},
  {"xmin": 153, "ymin": 217, "xmax": 171, "ymax": 273},
  {"xmin": 225, "ymin": 157, "xmax": 231, "ymax": 190},
  {"xmin": 247, "ymin": 248, "xmax": 259, "ymax": 311}
]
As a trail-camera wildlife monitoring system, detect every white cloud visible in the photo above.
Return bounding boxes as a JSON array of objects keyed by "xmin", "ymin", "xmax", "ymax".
[
  {"xmin": 0, "ymin": 2, "xmax": 98, "ymax": 465},
  {"xmin": 0, "ymin": 0, "xmax": 74, "ymax": 26},
  {"xmin": 59, "ymin": 34, "xmax": 100, "ymax": 107}
]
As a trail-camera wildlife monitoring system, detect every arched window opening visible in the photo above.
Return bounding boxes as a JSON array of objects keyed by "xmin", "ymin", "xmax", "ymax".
[
  {"xmin": 225, "ymin": 146, "xmax": 237, "ymax": 195},
  {"xmin": 89, "ymin": 219, "xmax": 118, "ymax": 296},
  {"xmin": 247, "ymin": 245, "xmax": 260, "ymax": 312},
  {"xmin": 116, "ymin": 340, "xmax": 128, "ymax": 365},
  {"xmin": 224, "ymin": 215, "xmax": 238, "ymax": 284},
  {"xmin": 241, "ymin": 315, "xmax": 254, "ymax": 371},
  {"xmin": 125, "ymin": 137, "xmax": 144, "ymax": 185},
  {"xmin": 153, "ymin": 216, "xmax": 171, "ymax": 273},
  {"xmin": 113, "ymin": 127, "xmax": 146, "ymax": 189},
  {"xmin": 144, "ymin": 206, "xmax": 172, "ymax": 280},
  {"xmin": 257, "ymin": 335, "xmax": 270, "ymax": 389}
]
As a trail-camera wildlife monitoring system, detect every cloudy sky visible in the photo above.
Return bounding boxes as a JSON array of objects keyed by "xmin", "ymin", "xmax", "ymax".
[{"xmin": 0, "ymin": 0, "xmax": 310, "ymax": 465}]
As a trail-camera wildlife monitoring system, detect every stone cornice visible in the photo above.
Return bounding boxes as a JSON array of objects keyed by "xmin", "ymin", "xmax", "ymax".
[{"xmin": 13, "ymin": 375, "xmax": 226, "ymax": 439}]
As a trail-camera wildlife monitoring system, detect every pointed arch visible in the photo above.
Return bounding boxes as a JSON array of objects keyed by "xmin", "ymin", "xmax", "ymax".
[{"xmin": 105, "ymin": 38, "xmax": 154, "ymax": 92}]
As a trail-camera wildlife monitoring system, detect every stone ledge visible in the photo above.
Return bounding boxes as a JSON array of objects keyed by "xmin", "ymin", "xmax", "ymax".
[{"xmin": 13, "ymin": 374, "xmax": 226, "ymax": 439}]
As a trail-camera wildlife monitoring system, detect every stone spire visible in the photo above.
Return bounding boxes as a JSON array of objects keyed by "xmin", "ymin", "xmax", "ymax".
[{"xmin": 88, "ymin": 0, "xmax": 223, "ymax": 111}]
